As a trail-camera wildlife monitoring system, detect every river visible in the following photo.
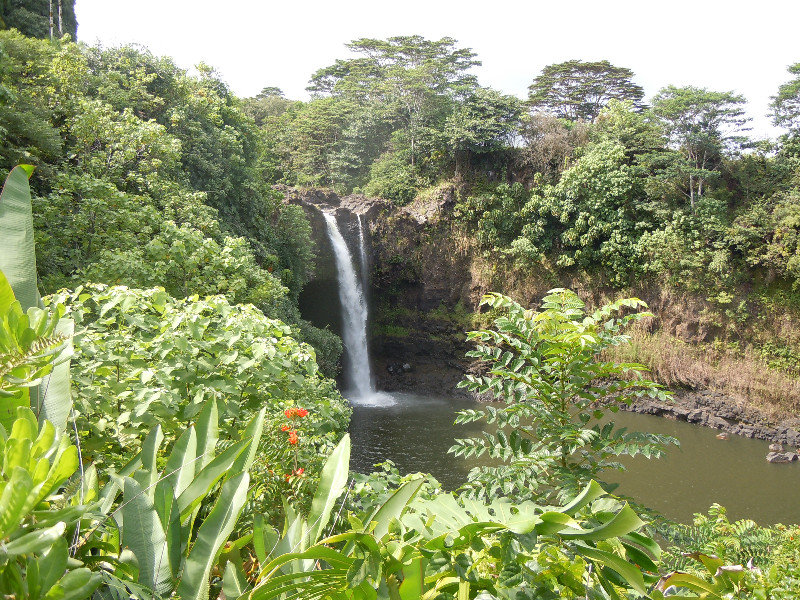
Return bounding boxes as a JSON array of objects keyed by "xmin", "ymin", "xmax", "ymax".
[{"xmin": 348, "ymin": 392, "xmax": 800, "ymax": 525}]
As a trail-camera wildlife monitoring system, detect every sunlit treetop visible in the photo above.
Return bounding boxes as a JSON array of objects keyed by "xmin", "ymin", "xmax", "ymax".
[{"xmin": 527, "ymin": 59, "xmax": 645, "ymax": 123}]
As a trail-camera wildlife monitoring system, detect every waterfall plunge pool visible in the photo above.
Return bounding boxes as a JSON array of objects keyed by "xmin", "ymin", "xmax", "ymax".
[{"xmin": 347, "ymin": 391, "xmax": 800, "ymax": 525}]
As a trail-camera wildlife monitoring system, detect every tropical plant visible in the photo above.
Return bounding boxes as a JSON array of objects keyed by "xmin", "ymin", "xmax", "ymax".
[
  {"xmin": 451, "ymin": 289, "xmax": 677, "ymax": 501},
  {"xmin": 656, "ymin": 551, "xmax": 800, "ymax": 599},
  {"xmin": 0, "ymin": 165, "xmax": 74, "ymax": 431},
  {"xmin": 0, "ymin": 407, "xmax": 101, "ymax": 599},
  {"xmin": 656, "ymin": 503, "xmax": 800, "ymax": 599},
  {"xmin": 86, "ymin": 399, "xmax": 267, "ymax": 600},
  {"xmin": 48, "ymin": 284, "xmax": 349, "ymax": 468},
  {"xmin": 244, "ymin": 434, "xmax": 662, "ymax": 600},
  {"xmin": 0, "ymin": 271, "xmax": 69, "ymax": 429},
  {"xmin": 659, "ymin": 504, "xmax": 794, "ymax": 572}
]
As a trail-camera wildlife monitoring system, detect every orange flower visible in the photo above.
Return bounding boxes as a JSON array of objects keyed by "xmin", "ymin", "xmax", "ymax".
[
  {"xmin": 281, "ymin": 424, "xmax": 290, "ymax": 431},
  {"xmin": 294, "ymin": 467, "xmax": 304, "ymax": 475},
  {"xmin": 284, "ymin": 407, "xmax": 309, "ymax": 419},
  {"xmin": 288, "ymin": 430, "xmax": 299, "ymax": 445}
]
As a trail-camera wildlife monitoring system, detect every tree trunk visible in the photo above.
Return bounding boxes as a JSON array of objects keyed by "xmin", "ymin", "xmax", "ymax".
[
  {"xmin": 689, "ymin": 173, "xmax": 695, "ymax": 211},
  {"xmin": 48, "ymin": 0, "xmax": 53, "ymax": 40},
  {"xmin": 58, "ymin": 0, "xmax": 63, "ymax": 36}
]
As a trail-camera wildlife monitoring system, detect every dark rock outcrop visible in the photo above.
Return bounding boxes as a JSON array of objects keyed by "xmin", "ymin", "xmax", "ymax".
[{"xmin": 623, "ymin": 390, "xmax": 800, "ymax": 446}]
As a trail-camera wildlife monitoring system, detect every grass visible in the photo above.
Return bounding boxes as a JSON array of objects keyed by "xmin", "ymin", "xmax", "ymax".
[{"xmin": 606, "ymin": 329, "xmax": 800, "ymax": 421}]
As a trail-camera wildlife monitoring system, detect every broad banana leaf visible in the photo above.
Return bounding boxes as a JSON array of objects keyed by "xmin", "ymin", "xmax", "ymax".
[
  {"xmin": 0, "ymin": 165, "xmax": 39, "ymax": 311},
  {"xmin": 29, "ymin": 315, "xmax": 74, "ymax": 431},
  {"xmin": 120, "ymin": 477, "xmax": 173, "ymax": 595},
  {"xmin": 176, "ymin": 471, "xmax": 250, "ymax": 600},
  {"xmin": 307, "ymin": 433, "xmax": 350, "ymax": 542},
  {"xmin": 0, "ymin": 166, "xmax": 74, "ymax": 431}
]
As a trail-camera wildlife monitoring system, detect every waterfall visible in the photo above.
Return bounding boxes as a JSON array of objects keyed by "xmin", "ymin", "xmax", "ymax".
[
  {"xmin": 323, "ymin": 211, "xmax": 374, "ymax": 399},
  {"xmin": 357, "ymin": 214, "xmax": 369, "ymax": 293}
]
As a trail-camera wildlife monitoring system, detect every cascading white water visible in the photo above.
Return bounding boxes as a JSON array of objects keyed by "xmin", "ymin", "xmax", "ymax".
[
  {"xmin": 323, "ymin": 211, "xmax": 374, "ymax": 399},
  {"xmin": 356, "ymin": 214, "xmax": 369, "ymax": 293}
]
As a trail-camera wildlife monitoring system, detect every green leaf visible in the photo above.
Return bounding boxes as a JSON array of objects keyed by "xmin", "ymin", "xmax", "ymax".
[
  {"xmin": 3, "ymin": 522, "xmax": 65, "ymax": 558},
  {"xmin": 559, "ymin": 503, "xmax": 644, "ymax": 541},
  {"xmin": 307, "ymin": 433, "xmax": 351, "ymax": 543},
  {"xmin": 223, "ymin": 561, "xmax": 248, "ymax": 599},
  {"xmin": 176, "ymin": 438, "xmax": 248, "ymax": 520},
  {"xmin": 0, "ymin": 466, "xmax": 33, "ymax": 538},
  {"xmin": 575, "ymin": 544, "xmax": 646, "ymax": 595},
  {"xmin": 120, "ymin": 477, "xmax": 173, "ymax": 595},
  {"xmin": 194, "ymin": 398, "xmax": 219, "ymax": 470},
  {"xmin": 228, "ymin": 407, "xmax": 265, "ymax": 477},
  {"xmin": 32, "ymin": 318, "xmax": 75, "ymax": 431},
  {"xmin": 158, "ymin": 425, "xmax": 197, "ymax": 500},
  {"xmin": 42, "ymin": 568, "xmax": 102, "ymax": 600},
  {"xmin": 656, "ymin": 572, "xmax": 725, "ymax": 598},
  {"xmin": 0, "ymin": 270, "xmax": 16, "ymax": 316},
  {"xmin": 177, "ymin": 471, "xmax": 250, "ymax": 600},
  {"xmin": 561, "ymin": 480, "xmax": 606, "ymax": 515},
  {"xmin": 35, "ymin": 536, "xmax": 69, "ymax": 597},
  {"xmin": 366, "ymin": 478, "xmax": 424, "ymax": 540},
  {"xmin": 0, "ymin": 166, "xmax": 41, "ymax": 311},
  {"xmin": 133, "ymin": 425, "xmax": 164, "ymax": 497}
]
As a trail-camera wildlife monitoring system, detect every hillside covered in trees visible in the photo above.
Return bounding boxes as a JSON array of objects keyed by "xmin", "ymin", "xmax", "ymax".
[{"xmin": 4, "ymin": 5, "xmax": 800, "ymax": 598}]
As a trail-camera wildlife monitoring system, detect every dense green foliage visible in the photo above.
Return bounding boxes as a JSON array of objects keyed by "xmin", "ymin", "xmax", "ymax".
[
  {"xmin": 49, "ymin": 284, "xmax": 349, "ymax": 466},
  {"xmin": 0, "ymin": 166, "xmax": 353, "ymax": 599},
  {"xmin": 0, "ymin": 407, "xmax": 101, "ymax": 599},
  {"xmin": 0, "ymin": 30, "xmax": 342, "ymax": 375},
  {"xmin": 245, "ymin": 443, "xmax": 663, "ymax": 600}
]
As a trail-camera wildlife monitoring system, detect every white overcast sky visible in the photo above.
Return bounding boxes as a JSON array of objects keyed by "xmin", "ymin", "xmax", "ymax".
[{"xmin": 75, "ymin": 0, "xmax": 800, "ymax": 139}]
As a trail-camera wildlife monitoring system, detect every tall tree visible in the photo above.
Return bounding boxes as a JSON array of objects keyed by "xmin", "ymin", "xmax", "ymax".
[
  {"xmin": 527, "ymin": 59, "xmax": 644, "ymax": 122},
  {"xmin": 0, "ymin": 0, "xmax": 77, "ymax": 39},
  {"xmin": 771, "ymin": 62, "xmax": 800, "ymax": 131},
  {"xmin": 308, "ymin": 35, "xmax": 480, "ymax": 166},
  {"xmin": 651, "ymin": 85, "xmax": 750, "ymax": 209}
]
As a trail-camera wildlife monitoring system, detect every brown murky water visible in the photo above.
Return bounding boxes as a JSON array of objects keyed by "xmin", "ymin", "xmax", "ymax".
[{"xmin": 349, "ymin": 392, "xmax": 800, "ymax": 524}]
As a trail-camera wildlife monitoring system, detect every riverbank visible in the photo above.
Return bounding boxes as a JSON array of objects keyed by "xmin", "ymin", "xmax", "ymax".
[
  {"xmin": 285, "ymin": 185, "xmax": 800, "ymax": 450},
  {"xmin": 623, "ymin": 389, "xmax": 800, "ymax": 448}
]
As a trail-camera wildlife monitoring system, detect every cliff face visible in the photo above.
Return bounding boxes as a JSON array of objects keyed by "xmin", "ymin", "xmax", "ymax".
[{"xmin": 283, "ymin": 186, "xmax": 478, "ymax": 395}]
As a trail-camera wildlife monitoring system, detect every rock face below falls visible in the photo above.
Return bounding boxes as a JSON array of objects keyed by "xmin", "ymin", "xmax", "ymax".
[{"xmin": 282, "ymin": 185, "xmax": 477, "ymax": 397}]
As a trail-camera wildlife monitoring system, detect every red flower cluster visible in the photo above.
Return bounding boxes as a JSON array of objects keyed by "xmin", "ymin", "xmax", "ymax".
[
  {"xmin": 281, "ymin": 407, "xmax": 308, "ymax": 446},
  {"xmin": 284, "ymin": 407, "xmax": 309, "ymax": 419}
]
